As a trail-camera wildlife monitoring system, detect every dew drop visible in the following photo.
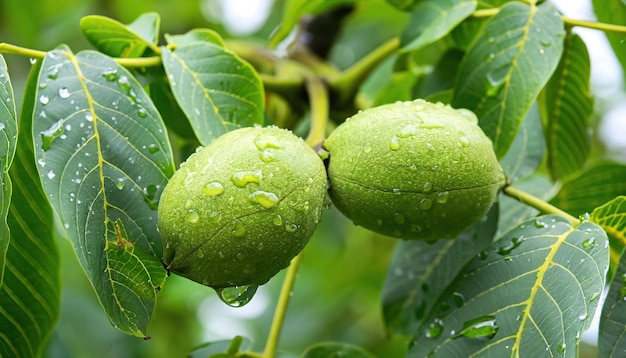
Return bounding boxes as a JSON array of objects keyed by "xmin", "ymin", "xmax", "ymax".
[
  {"xmin": 117, "ymin": 75, "xmax": 132, "ymax": 93},
  {"xmin": 582, "ymin": 237, "xmax": 595, "ymax": 249},
  {"xmin": 250, "ymin": 190, "xmax": 279, "ymax": 209},
  {"xmin": 420, "ymin": 198, "xmax": 433, "ymax": 210},
  {"xmin": 452, "ymin": 292, "xmax": 465, "ymax": 308},
  {"xmin": 423, "ymin": 182, "xmax": 433, "ymax": 192},
  {"xmin": 394, "ymin": 212, "xmax": 406, "ymax": 224},
  {"xmin": 362, "ymin": 143, "xmax": 372, "ymax": 154},
  {"xmin": 47, "ymin": 170, "xmax": 56, "ymax": 180},
  {"xmin": 102, "ymin": 68, "xmax": 119, "ymax": 81},
  {"xmin": 146, "ymin": 144, "xmax": 160, "ymax": 154},
  {"xmin": 115, "ymin": 178, "xmax": 126, "ymax": 190},
  {"xmin": 259, "ymin": 149, "xmax": 276, "ymax": 162},
  {"xmin": 58, "ymin": 87, "xmax": 70, "ymax": 99},
  {"xmin": 39, "ymin": 95, "xmax": 50, "ymax": 105},
  {"xmin": 285, "ymin": 223, "xmax": 297, "ymax": 232},
  {"xmin": 254, "ymin": 134, "xmax": 282, "ymax": 150},
  {"xmin": 273, "ymin": 215, "xmax": 283, "ymax": 226},
  {"xmin": 137, "ymin": 107, "xmax": 147, "ymax": 118},
  {"xmin": 461, "ymin": 315, "xmax": 499, "ymax": 339},
  {"xmin": 459, "ymin": 136, "xmax": 470, "ymax": 147},
  {"xmin": 231, "ymin": 170, "xmax": 262, "ymax": 187},
  {"xmin": 497, "ymin": 236, "xmax": 524, "ymax": 255},
  {"xmin": 142, "ymin": 184, "xmax": 159, "ymax": 210},
  {"xmin": 40, "ymin": 119, "xmax": 65, "ymax": 151},
  {"xmin": 185, "ymin": 211, "xmax": 199, "ymax": 224},
  {"xmin": 232, "ymin": 221, "xmax": 246, "ymax": 237},
  {"xmin": 390, "ymin": 135, "xmax": 400, "ymax": 151},
  {"xmin": 534, "ymin": 219, "xmax": 547, "ymax": 228},
  {"xmin": 397, "ymin": 124, "xmax": 419, "ymax": 138},
  {"xmin": 436, "ymin": 191, "xmax": 449, "ymax": 204},
  {"xmin": 202, "ymin": 181, "xmax": 225, "ymax": 196},
  {"xmin": 426, "ymin": 319, "xmax": 443, "ymax": 339},
  {"xmin": 209, "ymin": 211, "xmax": 222, "ymax": 223},
  {"xmin": 557, "ymin": 342, "xmax": 566, "ymax": 355},
  {"xmin": 196, "ymin": 250, "xmax": 204, "ymax": 258},
  {"xmin": 215, "ymin": 285, "xmax": 258, "ymax": 307}
]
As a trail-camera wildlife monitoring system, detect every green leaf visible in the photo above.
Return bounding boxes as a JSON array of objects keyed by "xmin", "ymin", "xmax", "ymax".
[
  {"xmin": 539, "ymin": 32, "xmax": 593, "ymax": 181},
  {"xmin": 499, "ymin": 102, "xmax": 544, "ymax": 183},
  {"xmin": 592, "ymin": 0, "xmax": 626, "ymax": 84},
  {"xmin": 600, "ymin": 256, "xmax": 626, "ymax": 357},
  {"xmin": 0, "ymin": 55, "xmax": 18, "ymax": 285},
  {"xmin": 80, "ymin": 13, "xmax": 160, "ymax": 58},
  {"xmin": 598, "ymin": 205, "xmax": 626, "ymax": 357},
  {"xmin": 162, "ymin": 30, "xmax": 265, "ymax": 145},
  {"xmin": 0, "ymin": 61, "xmax": 60, "ymax": 358},
  {"xmin": 382, "ymin": 206, "xmax": 498, "ymax": 335},
  {"xmin": 269, "ymin": 0, "xmax": 357, "ymax": 47},
  {"xmin": 149, "ymin": 74, "xmax": 196, "ymax": 140},
  {"xmin": 410, "ymin": 215, "xmax": 608, "ymax": 357},
  {"xmin": 551, "ymin": 162, "xmax": 626, "ymax": 217},
  {"xmin": 590, "ymin": 196, "xmax": 626, "ymax": 282},
  {"xmin": 452, "ymin": 2, "xmax": 564, "ymax": 159},
  {"xmin": 302, "ymin": 342, "xmax": 376, "ymax": 358},
  {"xmin": 401, "ymin": 0, "xmax": 477, "ymax": 52},
  {"xmin": 32, "ymin": 46, "xmax": 174, "ymax": 337}
]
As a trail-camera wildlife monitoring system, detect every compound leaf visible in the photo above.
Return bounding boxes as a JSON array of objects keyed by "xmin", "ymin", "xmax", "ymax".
[
  {"xmin": 539, "ymin": 32, "xmax": 593, "ymax": 181},
  {"xmin": 32, "ymin": 46, "xmax": 174, "ymax": 337},
  {"xmin": 0, "ymin": 61, "xmax": 60, "ymax": 358},
  {"xmin": 162, "ymin": 29, "xmax": 264, "ymax": 145},
  {"xmin": 410, "ymin": 215, "xmax": 608, "ymax": 357},
  {"xmin": 452, "ymin": 1, "xmax": 564, "ymax": 159}
]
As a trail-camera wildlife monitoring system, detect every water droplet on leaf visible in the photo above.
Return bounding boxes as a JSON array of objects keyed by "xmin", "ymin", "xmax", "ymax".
[
  {"xmin": 40, "ymin": 119, "xmax": 65, "ymax": 151},
  {"xmin": 58, "ymin": 87, "xmax": 70, "ymax": 99},
  {"xmin": 426, "ymin": 319, "xmax": 443, "ymax": 339},
  {"xmin": 250, "ymin": 190, "xmax": 279, "ymax": 209},
  {"xmin": 460, "ymin": 315, "xmax": 498, "ymax": 339},
  {"xmin": 582, "ymin": 237, "xmax": 595, "ymax": 249},
  {"xmin": 216, "ymin": 285, "xmax": 258, "ymax": 307}
]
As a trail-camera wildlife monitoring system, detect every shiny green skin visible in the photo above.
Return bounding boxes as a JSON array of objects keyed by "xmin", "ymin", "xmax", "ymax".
[
  {"xmin": 159, "ymin": 127, "xmax": 327, "ymax": 288},
  {"xmin": 324, "ymin": 100, "xmax": 506, "ymax": 241}
]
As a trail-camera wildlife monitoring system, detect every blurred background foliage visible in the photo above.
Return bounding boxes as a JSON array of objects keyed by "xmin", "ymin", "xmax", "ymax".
[{"xmin": 0, "ymin": 0, "xmax": 410, "ymax": 356}]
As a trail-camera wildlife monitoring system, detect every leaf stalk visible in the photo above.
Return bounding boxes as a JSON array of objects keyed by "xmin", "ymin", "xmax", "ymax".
[{"xmin": 503, "ymin": 185, "xmax": 578, "ymax": 225}]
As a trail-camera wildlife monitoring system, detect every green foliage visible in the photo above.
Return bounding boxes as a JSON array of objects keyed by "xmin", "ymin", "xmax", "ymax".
[
  {"xmin": 452, "ymin": 1, "xmax": 564, "ymax": 159},
  {"xmin": 33, "ymin": 47, "xmax": 174, "ymax": 337},
  {"xmin": 162, "ymin": 29, "xmax": 265, "ymax": 145},
  {"xmin": 0, "ymin": 62, "xmax": 60, "ymax": 357},
  {"xmin": 1, "ymin": 0, "xmax": 626, "ymax": 357}
]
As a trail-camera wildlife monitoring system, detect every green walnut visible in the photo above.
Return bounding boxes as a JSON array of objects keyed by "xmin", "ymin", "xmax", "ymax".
[
  {"xmin": 158, "ymin": 126, "xmax": 327, "ymax": 289},
  {"xmin": 323, "ymin": 99, "xmax": 506, "ymax": 241}
]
